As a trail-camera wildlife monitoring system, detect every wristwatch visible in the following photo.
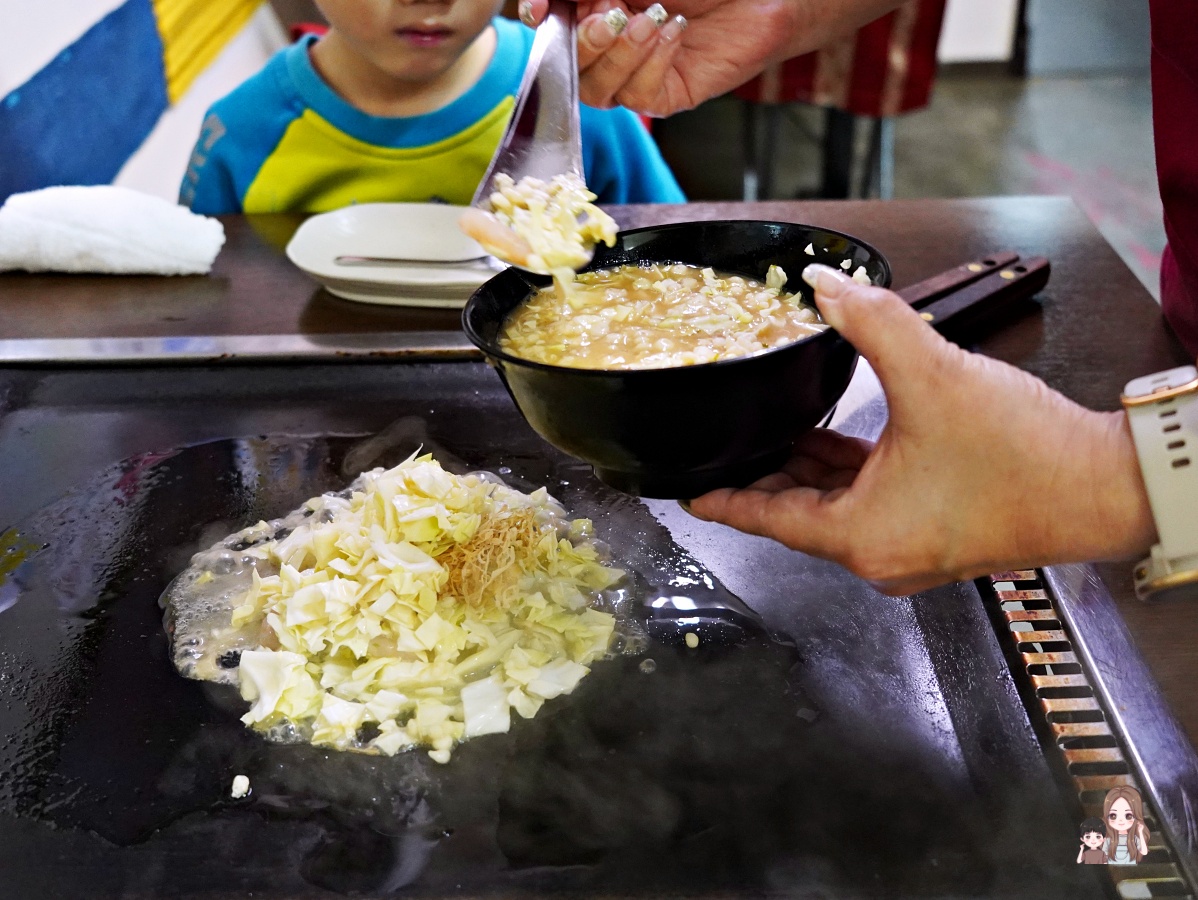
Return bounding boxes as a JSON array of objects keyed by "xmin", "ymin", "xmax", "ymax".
[{"xmin": 1121, "ymin": 364, "xmax": 1198, "ymax": 601}]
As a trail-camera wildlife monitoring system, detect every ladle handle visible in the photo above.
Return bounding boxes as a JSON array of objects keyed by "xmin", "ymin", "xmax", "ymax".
[
  {"xmin": 917, "ymin": 256, "xmax": 1051, "ymax": 343},
  {"xmin": 896, "ymin": 251, "xmax": 1021, "ymax": 309}
]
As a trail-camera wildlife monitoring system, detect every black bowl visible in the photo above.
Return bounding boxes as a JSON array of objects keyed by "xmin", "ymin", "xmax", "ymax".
[{"xmin": 462, "ymin": 220, "xmax": 891, "ymax": 498}]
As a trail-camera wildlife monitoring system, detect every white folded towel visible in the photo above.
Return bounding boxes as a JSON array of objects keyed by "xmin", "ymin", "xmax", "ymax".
[{"xmin": 0, "ymin": 185, "xmax": 225, "ymax": 275}]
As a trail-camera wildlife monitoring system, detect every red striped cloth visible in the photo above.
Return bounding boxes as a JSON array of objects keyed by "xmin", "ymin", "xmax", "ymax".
[{"xmin": 734, "ymin": 0, "xmax": 948, "ymax": 117}]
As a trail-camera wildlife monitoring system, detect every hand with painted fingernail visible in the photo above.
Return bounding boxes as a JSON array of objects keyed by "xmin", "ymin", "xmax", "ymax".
[
  {"xmin": 519, "ymin": 0, "xmax": 906, "ymax": 116},
  {"xmin": 577, "ymin": 3, "xmax": 678, "ymax": 109},
  {"xmin": 575, "ymin": 7, "xmax": 628, "ymax": 60},
  {"xmin": 518, "ymin": 0, "xmax": 538, "ymax": 28},
  {"xmin": 685, "ymin": 264, "xmax": 1156, "ymax": 595}
]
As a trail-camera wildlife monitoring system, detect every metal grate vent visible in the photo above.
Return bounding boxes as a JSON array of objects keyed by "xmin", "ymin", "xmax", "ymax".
[{"xmin": 985, "ymin": 570, "xmax": 1193, "ymax": 900}]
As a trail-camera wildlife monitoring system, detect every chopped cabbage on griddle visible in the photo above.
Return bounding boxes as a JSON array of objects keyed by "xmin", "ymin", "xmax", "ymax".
[{"xmin": 228, "ymin": 454, "xmax": 621, "ymax": 762}]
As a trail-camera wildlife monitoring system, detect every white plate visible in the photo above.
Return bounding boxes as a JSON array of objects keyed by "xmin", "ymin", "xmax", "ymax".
[
  {"xmin": 286, "ymin": 203, "xmax": 501, "ymax": 306},
  {"xmin": 319, "ymin": 276, "xmax": 476, "ymax": 308}
]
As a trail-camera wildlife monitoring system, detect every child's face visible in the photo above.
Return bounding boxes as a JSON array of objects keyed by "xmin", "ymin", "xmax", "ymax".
[
  {"xmin": 1082, "ymin": 831, "xmax": 1105, "ymax": 849},
  {"xmin": 315, "ymin": 0, "xmax": 504, "ymax": 85}
]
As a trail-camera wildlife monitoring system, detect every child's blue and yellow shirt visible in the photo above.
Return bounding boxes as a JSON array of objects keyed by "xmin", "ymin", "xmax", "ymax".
[{"xmin": 180, "ymin": 18, "xmax": 684, "ymax": 214}]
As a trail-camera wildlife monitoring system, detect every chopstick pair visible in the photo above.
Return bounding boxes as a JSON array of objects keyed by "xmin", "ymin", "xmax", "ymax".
[{"xmin": 894, "ymin": 251, "xmax": 1051, "ymax": 344}]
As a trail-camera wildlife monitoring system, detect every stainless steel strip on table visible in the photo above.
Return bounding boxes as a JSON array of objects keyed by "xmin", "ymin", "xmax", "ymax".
[
  {"xmin": 1044, "ymin": 563, "xmax": 1198, "ymax": 887},
  {"xmin": 0, "ymin": 332, "xmax": 481, "ymax": 364}
]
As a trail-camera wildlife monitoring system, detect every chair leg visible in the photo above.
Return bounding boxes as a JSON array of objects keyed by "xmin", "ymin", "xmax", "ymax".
[
  {"xmin": 742, "ymin": 102, "xmax": 759, "ymax": 202},
  {"xmin": 877, "ymin": 117, "xmax": 895, "ymax": 200},
  {"xmin": 820, "ymin": 108, "xmax": 855, "ymax": 199},
  {"xmin": 860, "ymin": 117, "xmax": 896, "ymax": 199},
  {"xmin": 760, "ymin": 105, "xmax": 781, "ymax": 201},
  {"xmin": 861, "ymin": 118, "xmax": 880, "ymax": 198}
]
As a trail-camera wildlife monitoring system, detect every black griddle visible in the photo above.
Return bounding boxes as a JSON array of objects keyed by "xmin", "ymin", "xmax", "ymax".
[{"xmin": 0, "ymin": 361, "xmax": 1110, "ymax": 899}]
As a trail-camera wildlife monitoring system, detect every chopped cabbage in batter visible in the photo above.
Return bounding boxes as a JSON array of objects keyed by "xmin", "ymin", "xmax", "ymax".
[{"xmin": 173, "ymin": 454, "xmax": 623, "ymax": 763}]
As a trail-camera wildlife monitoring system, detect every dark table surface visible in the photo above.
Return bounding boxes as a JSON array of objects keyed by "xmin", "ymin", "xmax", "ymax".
[{"xmin": 1, "ymin": 196, "xmax": 1193, "ymax": 752}]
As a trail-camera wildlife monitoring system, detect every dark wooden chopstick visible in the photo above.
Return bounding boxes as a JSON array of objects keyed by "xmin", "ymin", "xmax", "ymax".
[
  {"xmin": 917, "ymin": 256, "xmax": 1051, "ymax": 344},
  {"xmin": 896, "ymin": 251, "xmax": 1021, "ymax": 309}
]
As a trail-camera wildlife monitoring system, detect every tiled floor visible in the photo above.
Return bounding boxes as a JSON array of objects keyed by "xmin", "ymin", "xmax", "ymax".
[{"xmin": 652, "ymin": 70, "xmax": 1163, "ymax": 298}]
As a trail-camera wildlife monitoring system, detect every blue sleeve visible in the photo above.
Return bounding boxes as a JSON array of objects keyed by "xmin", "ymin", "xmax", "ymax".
[
  {"xmin": 178, "ymin": 50, "xmax": 302, "ymax": 214},
  {"xmin": 580, "ymin": 105, "xmax": 686, "ymax": 204},
  {"xmin": 179, "ymin": 111, "xmax": 241, "ymax": 214}
]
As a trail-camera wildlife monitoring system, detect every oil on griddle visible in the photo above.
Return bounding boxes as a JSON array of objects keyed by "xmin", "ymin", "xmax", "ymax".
[{"xmin": 0, "ymin": 422, "xmax": 1105, "ymax": 899}]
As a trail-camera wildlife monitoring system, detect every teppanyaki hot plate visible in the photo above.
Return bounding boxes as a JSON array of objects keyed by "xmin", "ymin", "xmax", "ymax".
[{"xmin": 0, "ymin": 361, "xmax": 1105, "ymax": 899}]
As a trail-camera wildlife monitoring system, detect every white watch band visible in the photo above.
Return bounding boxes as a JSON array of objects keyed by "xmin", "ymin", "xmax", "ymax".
[{"xmin": 1122, "ymin": 365, "xmax": 1198, "ymax": 600}]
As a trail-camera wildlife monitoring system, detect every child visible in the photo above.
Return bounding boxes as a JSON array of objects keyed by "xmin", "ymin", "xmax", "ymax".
[
  {"xmin": 179, "ymin": 1, "xmax": 684, "ymax": 214},
  {"xmin": 1077, "ymin": 818, "xmax": 1107, "ymax": 865}
]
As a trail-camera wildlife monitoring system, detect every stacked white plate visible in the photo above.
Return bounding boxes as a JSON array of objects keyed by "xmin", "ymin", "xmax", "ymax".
[{"xmin": 285, "ymin": 203, "xmax": 502, "ymax": 307}]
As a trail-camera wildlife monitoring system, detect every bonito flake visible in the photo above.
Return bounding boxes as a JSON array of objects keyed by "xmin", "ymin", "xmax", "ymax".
[{"xmin": 221, "ymin": 454, "xmax": 622, "ymax": 763}]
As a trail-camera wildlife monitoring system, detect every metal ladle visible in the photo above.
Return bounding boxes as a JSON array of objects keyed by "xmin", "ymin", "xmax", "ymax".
[
  {"xmin": 471, "ymin": 0, "xmax": 583, "ymax": 206},
  {"xmin": 460, "ymin": 0, "xmax": 594, "ymax": 274}
]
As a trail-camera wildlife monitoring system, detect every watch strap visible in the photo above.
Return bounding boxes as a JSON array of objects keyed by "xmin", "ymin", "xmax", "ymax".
[
  {"xmin": 1122, "ymin": 365, "xmax": 1198, "ymax": 600},
  {"xmin": 1121, "ymin": 361, "xmax": 1198, "ymax": 601}
]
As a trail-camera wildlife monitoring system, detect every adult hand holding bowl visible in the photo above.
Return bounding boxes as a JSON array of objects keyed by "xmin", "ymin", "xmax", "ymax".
[{"xmin": 688, "ymin": 267, "xmax": 1156, "ymax": 596}]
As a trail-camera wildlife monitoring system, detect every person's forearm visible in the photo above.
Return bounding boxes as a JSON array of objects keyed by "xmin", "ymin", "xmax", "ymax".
[
  {"xmin": 1091, "ymin": 412, "xmax": 1159, "ymax": 559},
  {"xmin": 1033, "ymin": 410, "xmax": 1157, "ymax": 568},
  {"xmin": 773, "ymin": 0, "xmax": 908, "ymax": 64}
]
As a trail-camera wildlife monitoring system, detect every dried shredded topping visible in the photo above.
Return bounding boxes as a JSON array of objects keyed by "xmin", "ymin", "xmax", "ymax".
[{"xmin": 439, "ymin": 507, "xmax": 543, "ymax": 609}]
